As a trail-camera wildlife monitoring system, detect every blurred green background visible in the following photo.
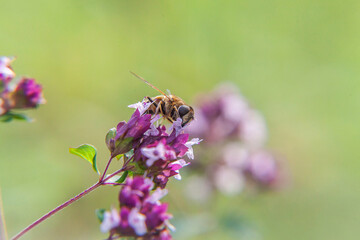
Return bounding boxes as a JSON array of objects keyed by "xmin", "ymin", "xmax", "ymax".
[{"xmin": 1, "ymin": 0, "xmax": 360, "ymax": 239}]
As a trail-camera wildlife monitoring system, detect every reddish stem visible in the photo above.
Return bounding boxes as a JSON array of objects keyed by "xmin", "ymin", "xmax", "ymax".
[
  {"xmin": 99, "ymin": 156, "xmax": 114, "ymax": 182},
  {"xmin": 103, "ymin": 155, "xmax": 134, "ymax": 182},
  {"xmin": 11, "ymin": 182, "xmax": 101, "ymax": 240},
  {"xmin": 12, "ymin": 155, "xmax": 134, "ymax": 239}
]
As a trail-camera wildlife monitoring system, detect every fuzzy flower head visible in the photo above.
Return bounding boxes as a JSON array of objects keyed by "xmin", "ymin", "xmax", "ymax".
[
  {"xmin": 243, "ymin": 150, "xmax": 279, "ymax": 186},
  {"xmin": 181, "ymin": 84, "xmax": 286, "ymax": 199},
  {"xmin": 186, "ymin": 83, "xmax": 267, "ymax": 148},
  {"xmin": 9, "ymin": 78, "xmax": 46, "ymax": 109},
  {"xmin": 101, "ymin": 176, "xmax": 173, "ymax": 239},
  {"xmin": 0, "ymin": 57, "xmax": 46, "ymax": 119},
  {"xmin": 210, "ymin": 145, "xmax": 282, "ymax": 195}
]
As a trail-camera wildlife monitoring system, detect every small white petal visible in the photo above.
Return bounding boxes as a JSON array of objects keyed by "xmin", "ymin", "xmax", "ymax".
[
  {"xmin": 128, "ymin": 208, "xmax": 147, "ymax": 236},
  {"xmin": 174, "ymin": 172, "xmax": 182, "ymax": 180},
  {"xmin": 169, "ymin": 118, "xmax": 184, "ymax": 136},
  {"xmin": 141, "ymin": 142, "xmax": 167, "ymax": 167},
  {"xmin": 146, "ymin": 188, "xmax": 168, "ymax": 204},
  {"xmin": 170, "ymin": 159, "xmax": 189, "ymax": 181},
  {"xmin": 100, "ymin": 209, "xmax": 121, "ymax": 233},
  {"xmin": 144, "ymin": 114, "xmax": 162, "ymax": 136},
  {"xmin": 128, "ymin": 100, "xmax": 152, "ymax": 115},
  {"xmin": 185, "ymin": 138, "xmax": 202, "ymax": 160},
  {"xmin": 0, "ymin": 66, "xmax": 15, "ymax": 79},
  {"xmin": 0, "ymin": 56, "xmax": 15, "ymax": 66},
  {"xmin": 165, "ymin": 220, "xmax": 176, "ymax": 232},
  {"xmin": 146, "ymin": 158, "xmax": 157, "ymax": 167}
]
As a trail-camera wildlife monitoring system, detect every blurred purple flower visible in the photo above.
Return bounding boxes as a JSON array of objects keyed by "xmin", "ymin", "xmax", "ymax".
[
  {"xmin": 243, "ymin": 150, "xmax": 279, "ymax": 186},
  {"xmin": 10, "ymin": 78, "xmax": 45, "ymax": 109},
  {"xmin": 213, "ymin": 165, "xmax": 245, "ymax": 195},
  {"xmin": 186, "ymin": 83, "xmax": 267, "ymax": 148},
  {"xmin": 0, "ymin": 57, "xmax": 45, "ymax": 118},
  {"xmin": 183, "ymin": 83, "xmax": 285, "ymax": 197}
]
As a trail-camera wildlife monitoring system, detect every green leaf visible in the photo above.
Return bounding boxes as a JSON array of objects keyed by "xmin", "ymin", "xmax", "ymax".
[
  {"xmin": 116, "ymin": 171, "xmax": 129, "ymax": 184},
  {"xmin": 95, "ymin": 209, "xmax": 106, "ymax": 223},
  {"xmin": 69, "ymin": 144, "xmax": 99, "ymax": 174},
  {"xmin": 0, "ymin": 112, "xmax": 32, "ymax": 122}
]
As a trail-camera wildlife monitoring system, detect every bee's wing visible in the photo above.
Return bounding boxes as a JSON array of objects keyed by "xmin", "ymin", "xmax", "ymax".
[
  {"xmin": 166, "ymin": 89, "xmax": 173, "ymax": 101},
  {"xmin": 130, "ymin": 71, "xmax": 171, "ymax": 100}
]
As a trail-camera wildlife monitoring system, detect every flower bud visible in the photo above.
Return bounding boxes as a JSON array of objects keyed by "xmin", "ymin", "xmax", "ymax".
[{"xmin": 105, "ymin": 127, "xmax": 117, "ymax": 153}]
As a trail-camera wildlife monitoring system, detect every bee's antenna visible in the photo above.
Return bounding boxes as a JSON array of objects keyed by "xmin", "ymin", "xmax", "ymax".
[{"xmin": 130, "ymin": 71, "xmax": 170, "ymax": 99}]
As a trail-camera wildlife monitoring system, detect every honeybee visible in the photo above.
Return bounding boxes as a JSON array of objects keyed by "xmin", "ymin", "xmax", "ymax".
[{"xmin": 130, "ymin": 71, "xmax": 194, "ymax": 127}]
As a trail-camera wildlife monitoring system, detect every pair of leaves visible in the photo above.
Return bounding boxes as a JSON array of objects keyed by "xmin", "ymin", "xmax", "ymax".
[{"xmin": 0, "ymin": 112, "xmax": 31, "ymax": 122}]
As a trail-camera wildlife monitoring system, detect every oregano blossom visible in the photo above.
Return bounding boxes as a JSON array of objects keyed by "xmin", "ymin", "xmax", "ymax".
[
  {"xmin": 101, "ymin": 176, "xmax": 173, "ymax": 240},
  {"xmin": 0, "ymin": 56, "xmax": 45, "ymax": 121}
]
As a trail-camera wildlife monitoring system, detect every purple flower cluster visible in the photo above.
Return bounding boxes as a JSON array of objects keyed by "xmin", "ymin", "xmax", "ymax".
[
  {"xmin": 212, "ymin": 144, "xmax": 280, "ymax": 195},
  {"xmin": 0, "ymin": 56, "xmax": 45, "ymax": 116},
  {"xmin": 107, "ymin": 100, "xmax": 201, "ymax": 189},
  {"xmin": 185, "ymin": 84, "xmax": 283, "ymax": 198},
  {"xmin": 101, "ymin": 100, "xmax": 202, "ymax": 239},
  {"xmin": 187, "ymin": 83, "xmax": 267, "ymax": 148},
  {"xmin": 101, "ymin": 176, "xmax": 173, "ymax": 240}
]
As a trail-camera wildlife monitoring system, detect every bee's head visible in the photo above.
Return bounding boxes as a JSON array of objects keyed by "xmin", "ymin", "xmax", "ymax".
[{"xmin": 178, "ymin": 105, "xmax": 194, "ymax": 127}]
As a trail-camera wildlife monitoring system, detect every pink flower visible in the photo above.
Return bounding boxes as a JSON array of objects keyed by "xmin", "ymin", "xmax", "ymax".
[{"xmin": 11, "ymin": 78, "xmax": 45, "ymax": 108}]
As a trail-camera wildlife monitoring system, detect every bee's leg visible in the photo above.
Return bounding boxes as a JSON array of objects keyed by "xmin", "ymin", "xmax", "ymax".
[
  {"xmin": 145, "ymin": 96, "xmax": 159, "ymax": 115},
  {"xmin": 166, "ymin": 116, "xmax": 173, "ymax": 123},
  {"xmin": 155, "ymin": 101, "xmax": 167, "ymax": 117},
  {"xmin": 147, "ymin": 96, "xmax": 154, "ymax": 103},
  {"xmin": 153, "ymin": 102, "xmax": 160, "ymax": 115}
]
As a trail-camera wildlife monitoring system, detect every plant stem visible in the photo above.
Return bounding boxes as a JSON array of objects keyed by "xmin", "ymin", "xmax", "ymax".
[
  {"xmin": 11, "ymin": 182, "xmax": 101, "ymax": 240},
  {"xmin": 103, "ymin": 155, "xmax": 134, "ymax": 182},
  {"xmin": 0, "ymin": 187, "xmax": 8, "ymax": 240},
  {"xmin": 99, "ymin": 156, "xmax": 114, "ymax": 182},
  {"xmin": 12, "ymin": 155, "xmax": 134, "ymax": 239}
]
